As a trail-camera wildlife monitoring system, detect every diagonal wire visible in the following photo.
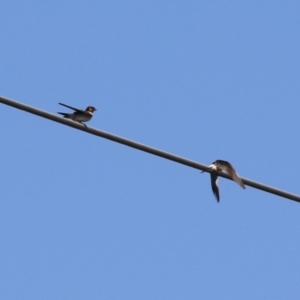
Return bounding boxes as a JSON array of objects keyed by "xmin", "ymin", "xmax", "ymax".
[{"xmin": 1, "ymin": 95, "xmax": 299, "ymax": 203}]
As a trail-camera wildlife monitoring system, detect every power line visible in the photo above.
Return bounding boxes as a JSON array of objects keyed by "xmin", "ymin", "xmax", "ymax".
[{"xmin": 1, "ymin": 94, "xmax": 299, "ymax": 203}]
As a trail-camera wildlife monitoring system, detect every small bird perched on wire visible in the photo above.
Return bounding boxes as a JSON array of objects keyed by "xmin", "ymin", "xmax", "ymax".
[
  {"xmin": 58, "ymin": 102, "xmax": 97, "ymax": 124},
  {"xmin": 202, "ymin": 160, "xmax": 245, "ymax": 202}
]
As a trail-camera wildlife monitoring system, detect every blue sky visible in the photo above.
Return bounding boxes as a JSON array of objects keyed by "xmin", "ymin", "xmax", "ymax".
[{"xmin": 1, "ymin": 1, "xmax": 300, "ymax": 299}]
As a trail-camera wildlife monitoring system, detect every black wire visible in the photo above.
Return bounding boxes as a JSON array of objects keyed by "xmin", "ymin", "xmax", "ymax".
[{"xmin": 1, "ymin": 95, "xmax": 299, "ymax": 203}]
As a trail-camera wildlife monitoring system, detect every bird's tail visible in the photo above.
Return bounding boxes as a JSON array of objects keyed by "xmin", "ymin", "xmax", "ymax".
[{"xmin": 58, "ymin": 112, "xmax": 70, "ymax": 118}]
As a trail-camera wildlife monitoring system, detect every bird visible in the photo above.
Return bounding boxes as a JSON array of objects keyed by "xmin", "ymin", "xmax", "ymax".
[
  {"xmin": 58, "ymin": 103, "xmax": 97, "ymax": 124},
  {"xmin": 202, "ymin": 160, "xmax": 245, "ymax": 202}
]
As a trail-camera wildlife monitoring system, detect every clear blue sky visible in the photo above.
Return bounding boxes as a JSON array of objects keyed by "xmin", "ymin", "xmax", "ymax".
[{"xmin": 1, "ymin": 1, "xmax": 300, "ymax": 299}]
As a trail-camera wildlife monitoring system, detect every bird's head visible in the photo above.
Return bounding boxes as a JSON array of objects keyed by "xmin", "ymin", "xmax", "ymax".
[
  {"xmin": 201, "ymin": 163, "xmax": 217, "ymax": 173},
  {"xmin": 86, "ymin": 106, "xmax": 97, "ymax": 112},
  {"xmin": 208, "ymin": 163, "xmax": 218, "ymax": 171}
]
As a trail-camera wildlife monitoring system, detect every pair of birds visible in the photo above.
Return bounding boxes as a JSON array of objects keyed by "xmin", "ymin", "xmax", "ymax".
[{"xmin": 57, "ymin": 103, "xmax": 245, "ymax": 202}]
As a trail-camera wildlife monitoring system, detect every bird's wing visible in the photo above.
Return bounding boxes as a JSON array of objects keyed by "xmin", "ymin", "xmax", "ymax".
[
  {"xmin": 220, "ymin": 162, "xmax": 245, "ymax": 189},
  {"xmin": 210, "ymin": 173, "xmax": 220, "ymax": 202},
  {"xmin": 58, "ymin": 102, "xmax": 83, "ymax": 112}
]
